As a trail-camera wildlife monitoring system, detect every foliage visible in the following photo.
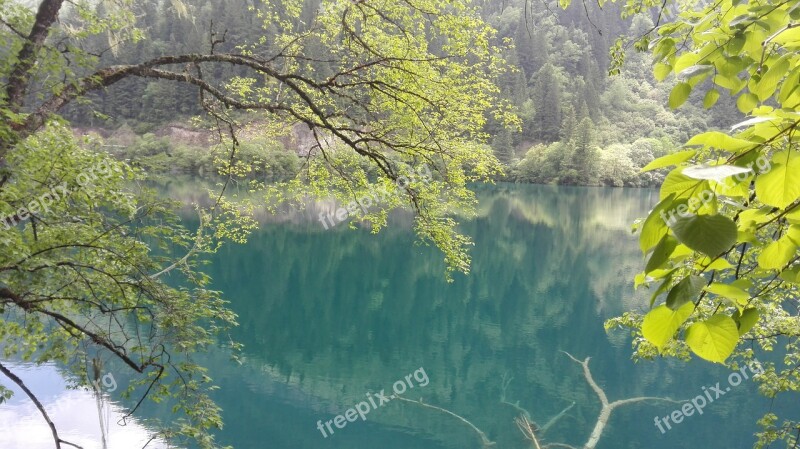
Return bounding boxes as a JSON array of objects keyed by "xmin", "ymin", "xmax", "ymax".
[
  {"xmin": 57, "ymin": 0, "xmax": 732, "ymax": 187},
  {"xmin": 512, "ymin": 136, "xmax": 673, "ymax": 187},
  {"xmin": 592, "ymin": 0, "xmax": 800, "ymax": 446},
  {"xmin": 0, "ymin": 0, "xmax": 510, "ymax": 446},
  {"xmin": 0, "ymin": 124, "xmax": 248, "ymax": 448}
]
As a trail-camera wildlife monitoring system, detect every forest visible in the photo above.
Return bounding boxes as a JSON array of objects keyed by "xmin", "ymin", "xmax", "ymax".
[{"xmin": 59, "ymin": 0, "xmax": 740, "ymax": 187}]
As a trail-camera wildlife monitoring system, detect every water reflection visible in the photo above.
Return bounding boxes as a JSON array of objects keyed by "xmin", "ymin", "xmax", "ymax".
[
  {"xmin": 1, "ymin": 184, "xmax": 784, "ymax": 449},
  {"xmin": 0, "ymin": 363, "xmax": 167, "ymax": 449},
  {"xmin": 201, "ymin": 184, "xmax": 772, "ymax": 449}
]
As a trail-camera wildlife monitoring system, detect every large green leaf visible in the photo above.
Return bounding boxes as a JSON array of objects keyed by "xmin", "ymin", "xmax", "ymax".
[
  {"xmin": 755, "ymin": 150, "xmax": 800, "ymax": 209},
  {"xmin": 780, "ymin": 265, "xmax": 800, "ymax": 284},
  {"xmin": 665, "ymin": 274, "xmax": 706, "ymax": 310},
  {"xmin": 757, "ymin": 236, "xmax": 798, "ymax": 270},
  {"xmin": 646, "ymin": 234, "xmax": 678, "ymax": 273},
  {"xmin": 684, "ymin": 131, "xmax": 754, "ymax": 153},
  {"xmin": 704, "ymin": 282, "xmax": 750, "ymax": 305},
  {"xmin": 660, "ymin": 168, "xmax": 706, "ymax": 201},
  {"xmin": 642, "ymin": 303, "xmax": 695, "ymax": 348},
  {"xmin": 639, "ymin": 194, "xmax": 676, "ymax": 253},
  {"xmin": 703, "ymin": 89, "xmax": 720, "ymax": 108},
  {"xmin": 753, "ymin": 56, "xmax": 789, "ymax": 101},
  {"xmin": 640, "ymin": 150, "xmax": 696, "ymax": 173},
  {"xmin": 734, "ymin": 308, "xmax": 759, "ymax": 336},
  {"xmin": 779, "ymin": 67, "xmax": 800, "ymax": 103},
  {"xmin": 650, "ymin": 269, "xmax": 678, "ymax": 307},
  {"xmin": 654, "ymin": 63, "xmax": 672, "ymax": 82},
  {"xmin": 685, "ymin": 315, "xmax": 739, "ymax": 363},
  {"xmin": 672, "ymin": 214, "xmax": 737, "ymax": 256},
  {"xmin": 669, "ymin": 82, "xmax": 692, "ymax": 109},
  {"xmin": 737, "ymin": 93, "xmax": 759, "ymax": 113}
]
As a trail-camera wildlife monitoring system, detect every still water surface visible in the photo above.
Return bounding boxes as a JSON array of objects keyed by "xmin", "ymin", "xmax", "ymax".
[{"xmin": 1, "ymin": 184, "xmax": 787, "ymax": 449}]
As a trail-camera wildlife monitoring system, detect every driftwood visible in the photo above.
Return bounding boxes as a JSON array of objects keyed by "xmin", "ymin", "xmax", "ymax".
[
  {"xmin": 398, "ymin": 352, "xmax": 682, "ymax": 449},
  {"xmin": 531, "ymin": 352, "xmax": 684, "ymax": 449}
]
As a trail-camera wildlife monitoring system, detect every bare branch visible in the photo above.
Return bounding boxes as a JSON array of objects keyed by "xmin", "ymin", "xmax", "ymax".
[
  {"xmin": 561, "ymin": 352, "xmax": 685, "ymax": 449},
  {"xmin": 0, "ymin": 360, "xmax": 85, "ymax": 449},
  {"xmin": 395, "ymin": 396, "xmax": 496, "ymax": 447}
]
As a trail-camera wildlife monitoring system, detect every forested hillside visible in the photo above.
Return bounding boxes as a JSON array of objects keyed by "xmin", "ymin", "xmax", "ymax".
[{"xmin": 63, "ymin": 0, "xmax": 741, "ymax": 187}]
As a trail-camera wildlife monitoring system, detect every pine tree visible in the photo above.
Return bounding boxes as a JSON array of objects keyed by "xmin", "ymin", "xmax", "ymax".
[{"xmin": 532, "ymin": 63, "xmax": 563, "ymax": 142}]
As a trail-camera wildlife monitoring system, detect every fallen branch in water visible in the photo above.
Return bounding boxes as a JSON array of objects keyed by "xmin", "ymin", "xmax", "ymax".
[
  {"xmin": 395, "ymin": 396, "xmax": 496, "ymax": 447},
  {"xmin": 559, "ymin": 351, "xmax": 685, "ymax": 449},
  {"xmin": 516, "ymin": 414, "xmax": 543, "ymax": 449},
  {"xmin": 541, "ymin": 400, "xmax": 576, "ymax": 433}
]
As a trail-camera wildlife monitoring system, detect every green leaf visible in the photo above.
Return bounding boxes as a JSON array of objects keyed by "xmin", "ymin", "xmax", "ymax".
[
  {"xmin": 640, "ymin": 194, "xmax": 676, "ymax": 253},
  {"xmin": 686, "ymin": 315, "xmax": 739, "ymax": 363},
  {"xmin": 754, "ymin": 57, "xmax": 790, "ymax": 101},
  {"xmin": 641, "ymin": 150, "xmax": 696, "ymax": 173},
  {"xmin": 703, "ymin": 89, "xmax": 720, "ymax": 108},
  {"xmin": 654, "ymin": 63, "xmax": 672, "ymax": 81},
  {"xmin": 734, "ymin": 308, "xmax": 759, "ymax": 336},
  {"xmin": 646, "ymin": 234, "xmax": 678, "ymax": 273},
  {"xmin": 728, "ymin": 33, "xmax": 746, "ymax": 51},
  {"xmin": 778, "ymin": 67, "xmax": 800, "ymax": 103},
  {"xmin": 674, "ymin": 52, "xmax": 701, "ymax": 73},
  {"xmin": 672, "ymin": 214, "xmax": 738, "ymax": 257},
  {"xmin": 643, "ymin": 303, "xmax": 695, "ymax": 348},
  {"xmin": 736, "ymin": 93, "xmax": 759, "ymax": 113},
  {"xmin": 650, "ymin": 269, "xmax": 678, "ymax": 307},
  {"xmin": 699, "ymin": 257, "xmax": 733, "ymax": 271},
  {"xmin": 684, "ymin": 131, "xmax": 754, "ymax": 152},
  {"xmin": 669, "ymin": 82, "xmax": 692, "ymax": 109},
  {"xmin": 660, "ymin": 168, "xmax": 705, "ymax": 201},
  {"xmin": 729, "ymin": 15, "xmax": 752, "ymax": 28},
  {"xmin": 666, "ymin": 274, "xmax": 706, "ymax": 310},
  {"xmin": 757, "ymin": 237, "xmax": 798, "ymax": 270},
  {"xmin": 714, "ymin": 73, "xmax": 744, "ymax": 91},
  {"xmin": 704, "ymin": 282, "xmax": 750, "ymax": 304},
  {"xmin": 779, "ymin": 265, "xmax": 800, "ymax": 283},
  {"xmin": 755, "ymin": 150, "xmax": 800, "ymax": 209}
]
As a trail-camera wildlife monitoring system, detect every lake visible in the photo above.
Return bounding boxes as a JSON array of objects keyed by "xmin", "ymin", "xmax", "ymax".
[{"xmin": 0, "ymin": 184, "xmax": 785, "ymax": 449}]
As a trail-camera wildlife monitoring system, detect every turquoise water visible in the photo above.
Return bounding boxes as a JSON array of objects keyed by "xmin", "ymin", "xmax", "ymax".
[{"xmin": 1, "ymin": 184, "xmax": 788, "ymax": 449}]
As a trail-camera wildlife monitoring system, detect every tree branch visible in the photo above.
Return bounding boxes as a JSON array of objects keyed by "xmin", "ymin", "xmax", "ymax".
[
  {"xmin": 395, "ymin": 396, "xmax": 496, "ymax": 447},
  {"xmin": 5, "ymin": 0, "xmax": 66, "ymax": 113},
  {"xmin": 561, "ymin": 351, "xmax": 684, "ymax": 449},
  {"xmin": 0, "ymin": 360, "xmax": 84, "ymax": 449}
]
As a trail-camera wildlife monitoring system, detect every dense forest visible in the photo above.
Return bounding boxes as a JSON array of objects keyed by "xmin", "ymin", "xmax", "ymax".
[{"xmin": 62, "ymin": 0, "xmax": 739, "ymax": 187}]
